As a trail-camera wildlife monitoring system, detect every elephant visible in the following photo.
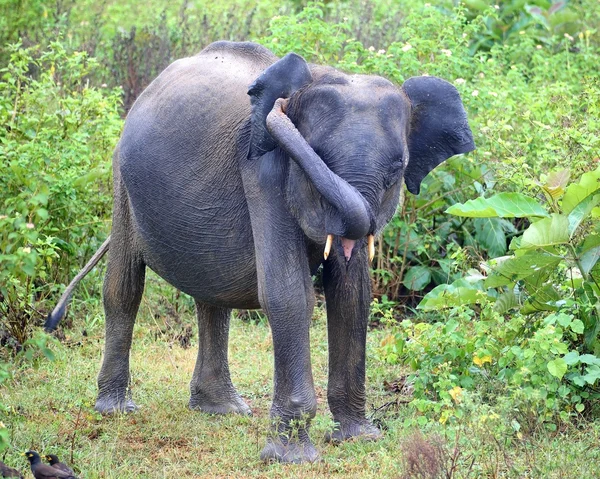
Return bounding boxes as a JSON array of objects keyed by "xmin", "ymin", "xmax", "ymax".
[{"xmin": 47, "ymin": 40, "xmax": 475, "ymax": 463}]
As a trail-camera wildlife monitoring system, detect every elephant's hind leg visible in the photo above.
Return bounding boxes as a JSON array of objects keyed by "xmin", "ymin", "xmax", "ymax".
[
  {"xmin": 95, "ymin": 240, "xmax": 145, "ymax": 414},
  {"xmin": 96, "ymin": 172, "xmax": 146, "ymax": 414},
  {"xmin": 189, "ymin": 302, "xmax": 251, "ymax": 415}
]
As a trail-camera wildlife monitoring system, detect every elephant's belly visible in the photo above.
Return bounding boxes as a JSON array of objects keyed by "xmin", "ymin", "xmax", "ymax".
[
  {"xmin": 122, "ymin": 158, "xmax": 261, "ymax": 309},
  {"xmin": 135, "ymin": 208, "xmax": 261, "ymax": 309}
]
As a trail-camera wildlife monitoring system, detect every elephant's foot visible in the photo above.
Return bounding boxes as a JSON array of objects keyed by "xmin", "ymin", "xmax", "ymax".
[
  {"xmin": 260, "ymin": 435, "xmax": 320, "ymax": 464},
  {"xmin": 189, "ymin": 388, "xmax": 251, "ymax": 415},
  {"xmin": 95, "ymin": 390, "xmax": 138, "ymax": 415},
  {"xmin": 325, "ymin": 418, "xmax": 382, "ymax": 444}
]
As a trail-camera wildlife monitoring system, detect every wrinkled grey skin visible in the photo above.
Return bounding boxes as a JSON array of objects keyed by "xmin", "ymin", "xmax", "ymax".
[{"xmin": 52, "ymin": 41, "xmax": 474, "ymax": 463}]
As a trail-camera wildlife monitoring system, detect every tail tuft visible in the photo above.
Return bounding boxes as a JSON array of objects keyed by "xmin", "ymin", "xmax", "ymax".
[{"xmin": 44, "ymin": 301, "xmax": 68, "ymax": 332}]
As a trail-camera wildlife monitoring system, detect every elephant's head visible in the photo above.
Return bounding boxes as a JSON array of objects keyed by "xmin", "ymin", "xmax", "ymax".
[{"xmin": 248, "ymin": 53, "xmax": 474, "ymax": 262}]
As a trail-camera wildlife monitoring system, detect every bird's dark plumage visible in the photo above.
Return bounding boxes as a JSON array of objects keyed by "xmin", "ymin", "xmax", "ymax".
[
  {"xmin": 23, "ymin": 451, "xmax": 76, "ymax": 479},
  {"xmin": 0, "ymin": 460, "xmax": 24, "ymax": 478},
  {"xmin": 44, "ymin": 455, "xmax": 77, "ymax": 477}
]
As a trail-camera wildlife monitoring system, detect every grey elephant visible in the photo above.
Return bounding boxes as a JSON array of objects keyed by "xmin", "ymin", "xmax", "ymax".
[{"xmin": 47, "ymin": 41, "xmax": 474, "ymax": 463}]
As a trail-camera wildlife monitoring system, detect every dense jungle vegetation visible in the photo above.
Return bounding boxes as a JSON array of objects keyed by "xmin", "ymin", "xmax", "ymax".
[{"xmin": 1, "ymin": 0, "xmax": 600, "ymax": 476}]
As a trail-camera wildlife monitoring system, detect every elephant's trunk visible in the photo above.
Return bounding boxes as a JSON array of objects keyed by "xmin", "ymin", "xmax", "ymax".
[{"xmin": 266, "ymin": 98, "xmax": 372, "ymax": 241}]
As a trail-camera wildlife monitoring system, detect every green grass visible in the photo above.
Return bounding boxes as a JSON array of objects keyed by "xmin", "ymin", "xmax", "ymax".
[{"xmin": 2, "ymin": 275, "xmax": 600, "ymax": 478}]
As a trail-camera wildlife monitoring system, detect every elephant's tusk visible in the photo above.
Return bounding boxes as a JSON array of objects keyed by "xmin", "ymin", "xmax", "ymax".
[
  {"xmin": 368, "ymin": 235, "xmax": 375, "ymax": 262},
  {"xmin": 324, "ymin": 234, "xmax": 334, "ymax": 260}
]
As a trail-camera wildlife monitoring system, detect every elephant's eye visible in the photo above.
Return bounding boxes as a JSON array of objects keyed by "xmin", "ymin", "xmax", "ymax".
[{"xmin": 384, "ymin": 159, "xmax": 405, "ymax": 189}]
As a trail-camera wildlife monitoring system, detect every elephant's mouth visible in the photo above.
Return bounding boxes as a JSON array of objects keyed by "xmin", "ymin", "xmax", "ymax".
[{"xmin": 324, "ymin": 234, "xmax": 375, "ymax": 263}]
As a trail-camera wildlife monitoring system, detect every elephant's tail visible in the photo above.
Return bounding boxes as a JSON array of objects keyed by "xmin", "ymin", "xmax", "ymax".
[{"xmin": 45, "ymin": 236, "xmax": 111, "ymax": 332}]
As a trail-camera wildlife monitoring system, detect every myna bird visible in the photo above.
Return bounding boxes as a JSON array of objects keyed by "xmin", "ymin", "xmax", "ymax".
[
  {"xmin": 22, "ymin": 451, "xmax": 76, "ymax": 479},
  {"xmin": 0, "ymin": 460, "xmax": 24, "ymax": 478},
  {"xmin": 44, "ymin": 455, "xmax": 76, "ymax": 477}
]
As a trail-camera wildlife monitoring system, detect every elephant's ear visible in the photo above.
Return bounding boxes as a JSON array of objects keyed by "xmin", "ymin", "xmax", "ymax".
[
  {"xmin": 402, "ymin": 76, "xmax": 475, "ymax": 195},
  {"xmin": 247, "ymin": 53, "xmax": 312, "ymax": 161}
]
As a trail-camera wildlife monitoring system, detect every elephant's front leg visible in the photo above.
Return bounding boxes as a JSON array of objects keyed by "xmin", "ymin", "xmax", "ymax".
[
  {"xmin": 257, "ymin": 250, "xmax": 319, "ymax": 463},
  {"xmin": 323, "ymin": 241, "xmax": 382, "ymax": 443},
  {"xmin": 242, "ymin": 155, "xmax": 319, "ymax": 463},
  {"xmin": 189, "ymin": 302, "xmax": 251, "ymax": 415}
]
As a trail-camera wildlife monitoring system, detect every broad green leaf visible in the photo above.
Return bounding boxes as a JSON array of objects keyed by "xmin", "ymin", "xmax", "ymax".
[
  {"xmin": 554, "ymin": 313, "xmax": 574, "ymax": 328},
  {"xmin": 521, "ymin": 214, "xmax": 569, "ymax": 249},
  {"xmin": 567, "ymin": 194, "xmax": 600, "ymax": 235},
  {"xmin": 543, "ymin": 169, "xmax": 570, "ymax": 200},
  {"xmin": 446, "ymin": 193, "xmax": 549, "ymax": 218},
  {"xmin": 521, "ymin": 285, "xmax": 560, "ymax": 314},
  {"xmin": 547, "ymin": 358, "xmax": 567, "ymax": 379},
  {"xmin": 579, "ymin": 234, "xmax": 600, "ymax": 254},
  {"xmin": 571, "ymin": 319, "xmax": 585, "ymax": 334},
  {"xmin": 563, "ymin": 351, "xmax": 580, "ymax": 366},
  {"xmin": 579, "ymin": 354, "xmax": 600, "ymax": 366},
  {"xmin": 582, "ymin": 365, "xmax": 600, "ymax": 385},
  {"xmin": 562, "ymin": 168, "xmax": 600, "ymax": 214},
  {"xmin": 74, "ymin": 167, "xmax": 108, "ymax": 187},
  {"xmin": 522, "ymin": 265, "xmax": 555, "ymax": 292},
  {"xmin": 418, "ymin": 280, "xmax": 483, "ymax": 310},
  {"xmin": 581, "ymin": 246, "xmax": 600, "ymax": 276},
  {"xmin": 485, "ymin": 253, "xmax": 561, "ymax": 288},
  {"xmin": 474, "ymin": 217, "xmax": 507, "ymax": 258},
  {"xmin": 403, "ymin": 266, "xmax": 431, "ymax": 291},
  {"xmin": 36, "ymin": 208, "xmax": 49, "ymax": 220},
  {"xmin": 494, "ymin": 290, "xmax": 519, "ymax": 314}
]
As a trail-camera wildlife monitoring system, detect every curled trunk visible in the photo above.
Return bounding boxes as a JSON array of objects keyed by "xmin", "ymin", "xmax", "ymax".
[{"xmin": 266, "ymin": 98, "xmax": 372, "ymax": 240}]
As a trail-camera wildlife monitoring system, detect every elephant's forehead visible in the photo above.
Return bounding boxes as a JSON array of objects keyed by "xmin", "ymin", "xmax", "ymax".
[
  {"xmin": 307, "ymin": 84, "xmax": 409, "ymax": 123},
  {"xmin": 307, "ymin": 78, "xmax": 402, "ymax": 107}
]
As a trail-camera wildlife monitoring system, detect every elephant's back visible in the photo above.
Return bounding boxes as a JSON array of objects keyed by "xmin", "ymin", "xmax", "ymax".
[
  {"xmin": 116, "ymin": 42, "xmax": 276, "ymax": 307},
  {"xmin": 122, "ymin": 41, "xmax": 276, "ymax": 160}
]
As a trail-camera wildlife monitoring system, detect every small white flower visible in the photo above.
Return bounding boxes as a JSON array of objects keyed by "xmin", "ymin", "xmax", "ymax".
[
  {"xmin": 26, "ymin": 222, "xmax": 35, "ymax": 229},
  {"xmin": 494, "ymin": 4, "xmax": 500, "ymax": 9},
  {"xmin": 479, "ymin": 72, "xmax": 485, "ymax": 78},
  {"xmin": 377, "ymin": 49, "xmax": 385, "ymax": 55},
  {"xmin": 536, "ymin": 45, "xmax": 543, "ymax": 49},
  {"xmin": 441, "ymin": 49, "xmax": 452, "ymax": 57},
  {"xmin": 454, "ymin": 78, "xmax": 466, "ymax": 85},
  {"xmin": 23, "ymin": 247, "xmax": 31, "ymax": 254},
  {"xmin": 368, "ymin": 46, "xmax": 375, "ymax": 52},
  {"xmin": 401, "ymin": 43, "xmax": 412, "ymax": 52},
  {"xmin": 472, "ymin": 90, "xmax": 479, "ymax": 97}
]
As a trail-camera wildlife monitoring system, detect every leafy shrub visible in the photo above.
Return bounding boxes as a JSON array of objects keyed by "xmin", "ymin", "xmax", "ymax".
[
  {"xmin": 433, "ymin": 167, "xmax": 600, "ymax": 350},
  {"xmin": 460, "ymin": 0, "xmax": 582, "ymax": 53},
  {"xmin": 0, "ymin": 41, "xmax": 122, "ymax": 344},
  {"xmin": 379, "ymin": 167, "xmax": 600, "ymax": 429}
]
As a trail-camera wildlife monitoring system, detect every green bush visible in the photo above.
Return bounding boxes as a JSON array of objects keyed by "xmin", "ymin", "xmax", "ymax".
[
  {"xmin": 0, "ymin": 41, "xmax": 122, "ymax": 344},
  {"xmin": 379, "ymin": 166, "xmax": 600, "ymax": 429}
]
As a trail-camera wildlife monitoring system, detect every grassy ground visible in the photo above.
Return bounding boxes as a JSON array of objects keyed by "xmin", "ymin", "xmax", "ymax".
[{"xmin": 2, "ymin": 274, "xmax": 600, "ymax": 478}]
